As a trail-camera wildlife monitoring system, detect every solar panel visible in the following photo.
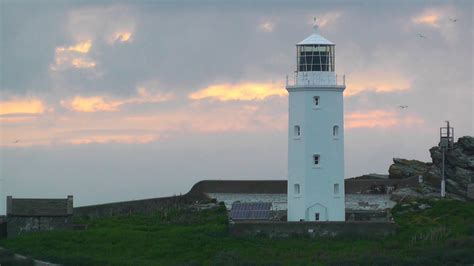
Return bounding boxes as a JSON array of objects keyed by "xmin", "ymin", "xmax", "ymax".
[{"xmin": 230, "ymin": 202, "xmax": 272, "ymax": 220}]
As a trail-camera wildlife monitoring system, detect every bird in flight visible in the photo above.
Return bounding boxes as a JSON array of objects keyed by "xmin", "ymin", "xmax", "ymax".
[
  {"xmin": 399, "ymin": 105, "xmax": 408, "ymax": 109},
  {"xmin": 449, "ymin": 18, "xmax": 458, "ymax": 22},
  {"xmin": 13, "ymin": 140, "xmax": 19, "ymax": 143},
  {"xmin": 418, "ymin": 33, "xmax": 427, "ymax": 39}
]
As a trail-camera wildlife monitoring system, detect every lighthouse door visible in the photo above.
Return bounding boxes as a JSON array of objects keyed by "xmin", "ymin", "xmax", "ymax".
[{"xmin": 306, "ymin": 203, "xmax": 327, "ymax": 221}]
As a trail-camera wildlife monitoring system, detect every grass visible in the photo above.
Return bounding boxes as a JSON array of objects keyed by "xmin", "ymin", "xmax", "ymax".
[{"xmin": 1, "ymin": 199, "xmax": 473, "ymax": 265}]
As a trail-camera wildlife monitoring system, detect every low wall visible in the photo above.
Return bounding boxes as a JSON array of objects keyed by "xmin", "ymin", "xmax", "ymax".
[
  {"xmin": 7, "ymin": 217, "xmax": 73, "ymax": 237},
  {"xmin": 7, "ymin": 196, "xmax": 73, "ymax": 237},
  {"xmin": 230, "ymin": 220, "xmax": 397, "ymax": 238},
  {"xmin": 74, "ymin": 194, "xmax": 209, "ymax": 219}
]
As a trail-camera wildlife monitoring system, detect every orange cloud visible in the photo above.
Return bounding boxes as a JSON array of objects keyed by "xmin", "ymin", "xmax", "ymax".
[
  {"xmin": 0, "ymin": 116, "xmax": 35, "ymax": 123},
  {"xmin": 71, "ymin": 58, "xmax": 96, "ymax": 68},
  {"xmin": 0, "ymin": 99, "xmax": 45, "ymax": 115},
  {"xmin": 345, "ymin": 71, "xmax": 411, "ymax": 96},
  {"xmin": 61, "ymin": 96, "xmax": 121, "ymax": 112},
  {"xmin": 61, "ymin": 89, "xmax": 174, "ymax": 113},
  {"xmin": 346, "ymin": 110, "xmax": 424, "ymax": 129},
  {"xmin": 56, "ymin": 40, "xmax": 92, "ymax": 54},
  {"xmin": 1, "ymin": 95, "xmax": 287, "ymax": 147},
  {"xmin": 51, "ymin": 40, "xmax": 96, "ymax": 71},
  {"xmin": 412, "ymin": 9, "xmax": 443, "ymax": 28},
  {"xmin": 69, "ymin": 134, "xmax": 158, "ymax": 145},
  {"xmin": 189, "ymin": 82, "xmax": 286, "ymax": 101},
  {"xmin": 108, "ymin": 31, "xmax": 133, "ymax": 44}
]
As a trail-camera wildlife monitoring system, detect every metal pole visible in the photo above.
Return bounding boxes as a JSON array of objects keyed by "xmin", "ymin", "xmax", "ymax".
[{"xmin": 441, "ymin": 149, "xmax": 446, "ymax": 198}]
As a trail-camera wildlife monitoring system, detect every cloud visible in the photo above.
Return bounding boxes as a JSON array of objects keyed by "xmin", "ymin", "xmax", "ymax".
[
  {"xmin": 61, "ymin": 88, "xmax": 174, "ymax": 112},
  {"xmin": 410, "ymin": 6, "xmax": 460, "ymax": 43},
  {"xmin": 108, "ymin": 31, "xmax": 133, "ymax": 44},
  {"xmin": 189, "ymin": 82, "xmax": 286, "ymax": 101},
  {"xmin": 346, "ymin": 110, "xmax": 424, "ymax": 129},
  {"xmin": 258, "ymin": 20, "xmax": 275, "ymax": 32},
  {"xmin": 345, "ymin": 71, "xmax": 411, "ymax": 96},
  {"xmin": 0, "ymin": 116, "xmax": 36, "ymax": 123},
  {"xmin": 61, "ymin": 96, "xmax": 121, "ymax": 112},
  {"xmin": 69, "ymin": 134, "xmax": 158, "ymax": 145},
  {"xmin": 0, "ymin": 98, "xmax": 45, "ymax": 115},
  {"xmin": 412, "ymin": 8, "xmax": 443, "ymax": 28},
  {"xmin": 71, "ymin": 58, "xmax": 97, "ymax": 69},
  {"xmin": 56, "ymin": 40, "xmax": 92, "ymax": 53},
  {"xmin": 125, "ymin": 98, "xmax": 287, "ymax": 134},
  {"xmin": 51, "ymin": 40, "xmax": 96, "ymax": 71},
  {"xmin": 66, "ymin": 5, "xmax": 136, "ymax": 44}
]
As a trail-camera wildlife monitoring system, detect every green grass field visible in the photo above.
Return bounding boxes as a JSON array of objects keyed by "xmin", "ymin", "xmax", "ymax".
[{"xmin": 1, "ymin": 199, "xmax": 473, "ymax": 265}]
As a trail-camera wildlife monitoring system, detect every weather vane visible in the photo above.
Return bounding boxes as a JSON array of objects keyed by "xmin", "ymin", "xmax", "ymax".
[{"xmin": 313, "ymin": 17, "xmax": 318, "ymax": 33}]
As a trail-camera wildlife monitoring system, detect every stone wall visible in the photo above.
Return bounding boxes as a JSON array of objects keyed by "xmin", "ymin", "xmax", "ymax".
[
  {"xmin": 74, "ymin": 193, "xmax": 208, "ymax": 219},
  {"xmin": 229, "ymin": 220, "xmax": 397, "ymax": 238},
  {"xmin": 7, "ymin": 216, "xmax": 73, "ymax": 237},
  {"xmin": 7, "ymin": 196, "xmax": 73, "ymax": 237}
]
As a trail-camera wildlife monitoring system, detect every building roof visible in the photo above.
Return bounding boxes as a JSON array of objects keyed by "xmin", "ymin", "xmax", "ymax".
[
  {"xmin": 297, "ymin": 33, "xmax": 334, "ymax": 45},
  {"xmin": 187, "ymin": 178, "xmax": 419, "ymax": 195}
]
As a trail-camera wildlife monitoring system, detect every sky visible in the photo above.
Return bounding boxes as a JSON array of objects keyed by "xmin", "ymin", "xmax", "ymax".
[{"xmin": 1, "ymin": 0, "xmax": 473, "ymax": 207}]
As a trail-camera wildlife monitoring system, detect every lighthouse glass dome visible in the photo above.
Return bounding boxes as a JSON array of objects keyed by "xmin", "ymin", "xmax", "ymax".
[{"xmin": 297, "ymin": 44, "xmax": 335, "ymax": 72}]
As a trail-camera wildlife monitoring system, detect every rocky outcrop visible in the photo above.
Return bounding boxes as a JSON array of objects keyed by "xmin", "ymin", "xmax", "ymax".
[
  {"xmin": 388, "ymin": 159, "xmax": 432, "ymax": 179},
  {"xmin": 388, "ymin": 136, "xmax": 474, "ymax": 199}
]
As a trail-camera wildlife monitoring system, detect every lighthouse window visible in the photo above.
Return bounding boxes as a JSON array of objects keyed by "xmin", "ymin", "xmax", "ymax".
[
  {"xmin": 294, "ymin": 125, "xmax": 301, "ymax": 137},
  {"xmin": 333, "ymin": 125, "xmax": 339, "ymax": 137},
  {"xmin": 334, "ymin": 183, "xmax": 340, "ymax": 195},
  {"xmin": 313, "ymin": 96, "xmax": 320, "ymax": 107},
  {"xmin": 313, "ymin": 154, "xmax": 320, "ymax": 165},
  {"xmin": 294, "ymin": 184, "xmax": 300, "ymax": 195}
]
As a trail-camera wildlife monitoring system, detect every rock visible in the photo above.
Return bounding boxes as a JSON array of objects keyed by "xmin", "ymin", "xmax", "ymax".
[
  {"xmin": 352, "ymin": 173, "xmax": 389, "ymax": 180},
  {"xmin": 457, "ymin": 136, "xmax": 474, "ymax": 154},
  {"xmin": 388, "ymin": 136, "xmax": 473, "ymax": 199},
  {"xmin": 418, "ymin": 203, "xmax": 431, "ymax": 210},
  {"xmin": 388, "ymin": 158, "xmax": 431, "ymax": 179},
  {"xmin": 390, "ymin": 188, "xmax": 424, "ymax": 202},
  {"xmin": 430, "ymin": 136, "xmax": 474, "ymax": 171}
]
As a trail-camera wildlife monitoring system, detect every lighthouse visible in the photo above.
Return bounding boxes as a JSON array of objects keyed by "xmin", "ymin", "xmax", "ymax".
[{"xmin": 286, "ymin": 19, "xmax": 346, "ymax": 222}]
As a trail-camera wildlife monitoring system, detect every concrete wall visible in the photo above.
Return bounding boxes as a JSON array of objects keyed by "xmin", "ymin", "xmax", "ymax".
[
  {"xmin": 229, "ymin": 220, "xmax": 397, "ymax": 238},
  {"xmin": 7, "ymin": 196, "xmax": 73, "ymax": 237},
  {"xmin": 7, "ymin": 216, "xmax": 73, "ymax": 237},
  {"xmin": 74, "ymin": 193, "xmax": 208, "ymax": 219}
]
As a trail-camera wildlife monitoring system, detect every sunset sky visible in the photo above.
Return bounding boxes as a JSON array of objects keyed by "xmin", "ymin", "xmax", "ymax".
[{"xmin": 1, "ymin": 0, "xmax": 472, "ymax": 206}]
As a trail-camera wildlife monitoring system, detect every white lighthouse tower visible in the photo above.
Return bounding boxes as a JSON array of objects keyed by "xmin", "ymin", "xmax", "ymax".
[{"xmin": 286, "ymin": 19, "xmax": 346, "ymax": 222}]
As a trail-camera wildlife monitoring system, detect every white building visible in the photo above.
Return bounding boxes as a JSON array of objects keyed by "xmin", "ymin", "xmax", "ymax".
[{"xmin": 286, "ymin": 21, "xmax": 346, "ymax": 221}]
